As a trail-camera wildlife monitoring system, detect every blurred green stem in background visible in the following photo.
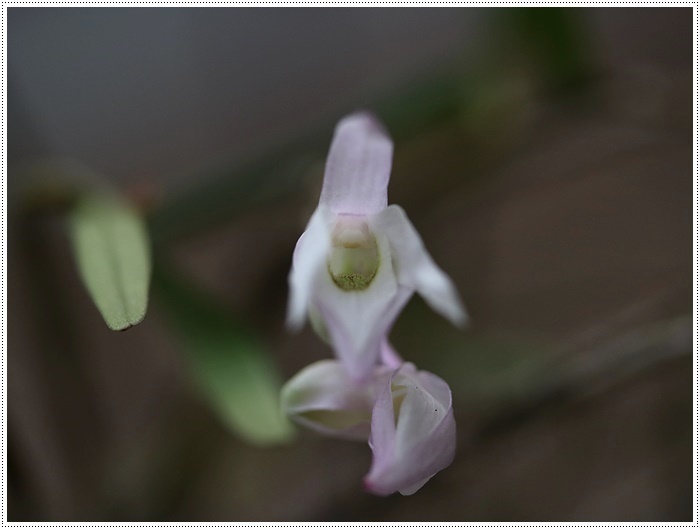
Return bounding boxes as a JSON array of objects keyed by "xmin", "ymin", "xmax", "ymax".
[{"xmin": 498, "ymin": 8, "xmax": 597, "ymax": 96}]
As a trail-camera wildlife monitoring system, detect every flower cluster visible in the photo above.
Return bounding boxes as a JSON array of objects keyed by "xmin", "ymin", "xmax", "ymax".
[{"xmin": 282, "ymin": 112, "xmax": 466, "ymax": 496}]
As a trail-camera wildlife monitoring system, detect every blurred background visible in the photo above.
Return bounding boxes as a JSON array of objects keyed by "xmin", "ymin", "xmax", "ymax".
[{"xmin": 8, "ymin": 7, "xmax": 692, "ymax": 521}]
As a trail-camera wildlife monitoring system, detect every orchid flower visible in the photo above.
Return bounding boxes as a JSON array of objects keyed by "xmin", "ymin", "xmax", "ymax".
[
  {"xmin": 280, "ymin": 358, "xmax": 456, "ymax": 496},
  {"xmin": 286, "ymin": 112, "xmax": 467, "ymax": 380}
]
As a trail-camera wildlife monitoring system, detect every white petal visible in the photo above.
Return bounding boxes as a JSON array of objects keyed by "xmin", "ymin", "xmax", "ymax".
[
  {"xmin": 374, "ymin": 205, "xmax": 467, "ymax": 327},
  {"xmin": 286, "ymin": 206, "xmax": 332, "ymax": 330},
  {"xmin": 281, "ymin": 360, "xmax": 376, "ymax": 441},
  {"xmin": 312, "ymin": 229, "xmax": 411, "ymax": 380},
  {"xmin": 319, "ymin": 112, "xmax": 393, "ymax": 216},
  {"xmin": 398, "ymin": 475, "xmax": 434, "ymax": 496}
]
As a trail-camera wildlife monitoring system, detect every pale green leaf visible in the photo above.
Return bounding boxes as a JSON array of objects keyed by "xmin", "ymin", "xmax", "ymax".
[
  {"xmin": 154, "ymin": 266, "xmax": 294, "ymax": 446},
  {"xmin": 69, "ymin": 193, "xmax": 151, "ymax": 331}
]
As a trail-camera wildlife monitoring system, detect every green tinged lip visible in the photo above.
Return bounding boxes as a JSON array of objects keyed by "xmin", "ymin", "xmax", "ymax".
[
  {"xmin": 327, "ymin": 236, "xmax": 380, "ymax": 291},
  {"xmin": 329, "ymin": 269, "xmax": 378, "ymax": 291}
]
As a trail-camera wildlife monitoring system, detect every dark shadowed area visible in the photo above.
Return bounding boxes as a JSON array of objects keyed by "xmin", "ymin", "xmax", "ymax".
[{"xmin": 8, "ymin": 7, "xmax": 692, "ymax": 521}]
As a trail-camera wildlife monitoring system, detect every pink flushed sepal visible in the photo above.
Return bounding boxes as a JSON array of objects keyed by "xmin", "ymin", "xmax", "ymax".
[
  {"xmin": 319, "ymin": 112, "xmax": 393, "ymax": 216},
  {"xmin": 364, "ymin": 363, "xmax": 456, "ymax": 496}
]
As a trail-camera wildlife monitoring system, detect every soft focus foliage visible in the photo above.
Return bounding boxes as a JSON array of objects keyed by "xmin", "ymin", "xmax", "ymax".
[
  {"xmin": 68, "ymin": 192, "xmax": 151, "ymax": 331},
  {"xmin": 154, "ymin": 265, "xmax": 294, "ymax": 445}
]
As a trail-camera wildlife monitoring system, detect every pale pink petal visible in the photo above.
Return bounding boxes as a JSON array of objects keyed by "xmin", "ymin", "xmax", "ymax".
[
  {"xmin": 319, "ymin": 112, "xmax": 393, "ymax": 216},
  {"xmin": 365, "ymin": 366, "xmax": 397, "ymax": 455},
  {"xmin": 374, "ymin": 205, "xmax": 468, "ymax": 327},
  {"xmin": 286, "ymin": 206, "xmax": 332, "ymax": 330},
  {"xmin": 280, "ymin": 360, "xmax": 376, "ymax": 441},
  {"xmin": 364, "ymin": 364, "xmax": 456, "ymax": 496}
]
